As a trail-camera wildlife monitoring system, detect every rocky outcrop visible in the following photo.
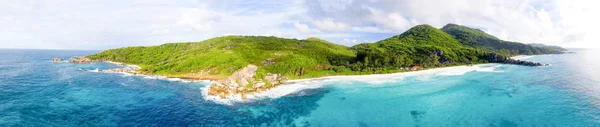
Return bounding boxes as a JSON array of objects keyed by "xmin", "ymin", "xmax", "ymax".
[
  {"xmin": 215, "ymin": 64, "xmax": 259, "ymax": 88},
  {"xmin": 207, "ymin": 64, "xmax": 287, "ymax": 99},
  {"xmin": 70, "ymin": 56, "xmax": 93, "ymax": 64},
  {"xmin": 52, "ymin": 56, "xmax": 94, "ymax": 63},
  {"xmin": 51, "ymin": 58, "xmax": 62, "ymax": 62},
  {"xmin": 429, "ymin": 50, "xmax": 545, "ymax": 67},
  {"xmin": 503, "ymin": 59, "xmax": 543, "ymax": 66},
  {"xmin": 487, "ymin": 54, "xmax": 544, "ymax": 66},
  {"xmin": 431, "ymin": 50, "xmax": 453, "ymax": 66}
]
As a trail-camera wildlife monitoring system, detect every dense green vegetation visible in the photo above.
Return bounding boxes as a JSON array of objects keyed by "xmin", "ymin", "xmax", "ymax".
[
  {"xmin": 88, "ymin": 24, "xmax": 564, "ymax": 79},
  {"xmin": 350, "ymin": 25, "xmax": 494, "ymax": 70},
  {"xmin": 88, "ymin": 36, "xmax": 356, "ymax": 79},
  {"xmin": 441, "ymin": 24, "xmax": 565, "ymax": 56},
  {"xmin": 529, "ymin": 43, "xmax": 568, "ymax": 52}
]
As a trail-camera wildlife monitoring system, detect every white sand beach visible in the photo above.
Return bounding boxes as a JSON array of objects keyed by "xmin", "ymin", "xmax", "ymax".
[
  {"xmin": 97, "ymin": 60, "xmax": 519, "ymax": 105},
  {"xmin": 202, "ymin": 63, "xmax": 507, "ymax": 105}
]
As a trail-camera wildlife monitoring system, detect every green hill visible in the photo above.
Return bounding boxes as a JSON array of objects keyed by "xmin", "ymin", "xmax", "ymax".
[
  {"xmin": 88, "ymin": 24, "xmax": 561, "ymax": 80},
  {"xmin": 441, "ymin": 23, "xmax": 564, "ymax": 55},
  {"xmin": 88, "ymin": 36, "xmax": 356, "ymax": 79},
  {"xmin": 529, "ymin": 43, "xmax": 568, "ymax": 52},
  {"xmin": 351, "ymin": 25, "xmax": 493, "ymax": 69}
]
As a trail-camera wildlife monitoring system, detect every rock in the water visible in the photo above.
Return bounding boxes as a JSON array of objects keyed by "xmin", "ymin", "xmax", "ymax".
[
  {"xmin": 51, "ymin": 57, "xmax": 62, "ymax": 62},
  {"xmin": 70, "ymin": 56, "xmax": 92, "ymax": 64}
]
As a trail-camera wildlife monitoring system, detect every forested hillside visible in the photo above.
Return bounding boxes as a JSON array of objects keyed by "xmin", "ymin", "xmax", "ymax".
[
  {"xmin": 88, "ymin": 36, "xmax": 356, "ymax": 79},
  {"xmin": 351, "ymin": 25, "xmax": 493, "ymax": 70},
  {"xmin": 88, "ymin": 24, "xmax": 563, "ymax": 79}
]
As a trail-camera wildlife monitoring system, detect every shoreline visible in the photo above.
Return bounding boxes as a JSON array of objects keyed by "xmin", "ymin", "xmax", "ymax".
[
  {"xmin": 202, "ymin": 63, "xmax": 505, "ymax": 105},
  {"xmin": 286, "ymin": 64, "xmax": 492, "ymax": 83},
  {"xmin": 284, "ymin": 53, "xmax": 529, "ymax": 83},
  {"xmin": 104, "ymin": 61, "xmax": 141, "ymax": 70},
  {"xmin": 99, "ymin": 54, "xmax": 531, "ymax": 84},
  {"xmin": 89, "ymin": 61, "xmax": 210, "ymax": 83},
  {"xmin": 96, "ymin": 58, "xmax": 527, "ymax": 105}
]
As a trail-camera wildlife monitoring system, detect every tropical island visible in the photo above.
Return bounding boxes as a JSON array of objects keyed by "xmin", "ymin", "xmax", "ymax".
[{"xmin": 69, "ymin": 24, "xmax": 565, "ymax": 100}]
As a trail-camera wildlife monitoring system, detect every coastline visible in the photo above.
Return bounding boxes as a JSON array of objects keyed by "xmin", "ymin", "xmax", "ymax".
[
  {"xmin": 104, "ymin": 61, "xmax": 141, "ymax": 70},
  {"xmin": 96, "ymin": 57, "xmax": 530, "ymax": 105},
  {"xmin": 286, "ymin": 64, "xmax": 491, "ymax": 83},
  {"xmin": 202, "ymin": 63, "xmax": 506, "ymax": 105},
  {"xmin": 98, "ymin": 54, "xmax": 530, "ymax": 83},
  {"xmin": 285, "ymin": 55, "xmax": 529, "ymax": 83},
  {"xmin": 88, "ymin": 61, "xmax": 210, "ymax": 83}
]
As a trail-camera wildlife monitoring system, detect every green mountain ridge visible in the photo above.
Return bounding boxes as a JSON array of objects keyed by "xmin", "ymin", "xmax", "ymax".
[
  {"xmin": 88, "ymin": 36, "xmax": 356, "ymax": 79},
  {"xmin": 351, "ymin": 24, "xmax": 492, "ymax": 69},
  {"xmin": 88, "ymin": 23, "xmax": 564, "ymax": 80}
]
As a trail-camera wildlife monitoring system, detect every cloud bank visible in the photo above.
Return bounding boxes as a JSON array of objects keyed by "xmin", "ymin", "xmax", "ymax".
[{"xmin": 0, "ymin": 0, "xmax": 598, "ymax": 49}]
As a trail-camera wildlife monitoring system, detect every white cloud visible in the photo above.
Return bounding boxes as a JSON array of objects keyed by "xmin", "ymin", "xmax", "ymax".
[
  {"xmin": 312, "ymin": 18, "xmax": 351, "ymax": 32},
  {"xmin": 175, "ymin": 8, "xmax": 221, "ymax": 31},
  {"xmin": 341, "ymin": 38, "xmax": 359, "ymax": 45},
  {"xmin": 317, "ymin": 0, "xmax": 354, "ymax": 11},
  {"xmin": 351, "ymin": 26, "xmax": 392, "ymax": 33},
  {"xmin": 365, "ymin": 7, "xmax": 413, "ymax": 31},
  {"xmin": 0, "ymin": 0, "xmax": 598, "ymax": 49},
  {"xmin": 304, "ymin": 0, "xmax": 600, "ymax": 48},
  {"xmin": 294, "ymin": 22, "xmax": 314, "ymax": 34},
  {"xmin": 0, "ymin": 0, "xmax": 311, "ymax": 49}
]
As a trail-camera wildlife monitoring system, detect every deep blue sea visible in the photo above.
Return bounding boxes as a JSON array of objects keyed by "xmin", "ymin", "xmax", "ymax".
[{"xmin": 1, "ymin": 49, "xmax": 600, "ymax": 127}]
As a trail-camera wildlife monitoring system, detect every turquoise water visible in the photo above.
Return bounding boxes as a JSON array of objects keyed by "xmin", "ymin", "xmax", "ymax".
[{"xmin": 1, "ymin": 49, "xmax": 599, "ymax": 126}]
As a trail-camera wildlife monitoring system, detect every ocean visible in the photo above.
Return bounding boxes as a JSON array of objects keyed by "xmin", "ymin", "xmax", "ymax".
[{"xmin": 1, "ymin": 49, "xmax": 599, "ymax": 126}]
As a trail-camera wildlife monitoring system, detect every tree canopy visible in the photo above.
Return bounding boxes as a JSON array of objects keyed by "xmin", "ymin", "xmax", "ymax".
[{"xmin": 88, "ymin": 24, "xmax": 564, "ymax": 79}]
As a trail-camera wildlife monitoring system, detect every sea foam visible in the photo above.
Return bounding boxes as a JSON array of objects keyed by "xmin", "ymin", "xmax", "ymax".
[
  {"xmin": 202, "ymin": 64, "xmax": 506, "ymax": 105},
  {"xmin": 95, "ymin": 61, "xmax": 504, "ymax": 105},
  {"xmin": 512, "ymin": 55, "xmax": 534, "ymax": 60},
  {"xmin": 200, "ymin": 78, "xmax": 336, "ymax": 105}
]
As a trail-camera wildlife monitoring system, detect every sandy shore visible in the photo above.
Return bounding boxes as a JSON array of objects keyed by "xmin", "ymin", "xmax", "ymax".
[
  {"xmin": 286, "ymin": 54, "xmax": 539, "ymax": 84},
  {"xmin": 100, "ymin": 60, "xmax": 501, "ymax": 84},
  {"xmin": 287, "ymin": 64, "xmax": 492, "ymax": 83},
  {"xmin": 204, "ymin": 63, "xmax": 508, "ymax": 105}
]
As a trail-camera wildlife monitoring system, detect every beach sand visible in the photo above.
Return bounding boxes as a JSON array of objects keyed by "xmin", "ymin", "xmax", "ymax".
[{"xmin": 203, "ymin": 64, "xmax": 507, "ymax": 105}]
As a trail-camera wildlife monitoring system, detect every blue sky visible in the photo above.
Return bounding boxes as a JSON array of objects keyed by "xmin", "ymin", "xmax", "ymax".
[{"xmin": 1, "ymin": 0, "xmax": 598, "ymax": 50}]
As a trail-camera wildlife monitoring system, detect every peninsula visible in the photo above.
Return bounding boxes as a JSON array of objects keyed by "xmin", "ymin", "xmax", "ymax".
[{"xmin": 79, "ymin": 24, "xmax": 565, "ymax": 99}]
